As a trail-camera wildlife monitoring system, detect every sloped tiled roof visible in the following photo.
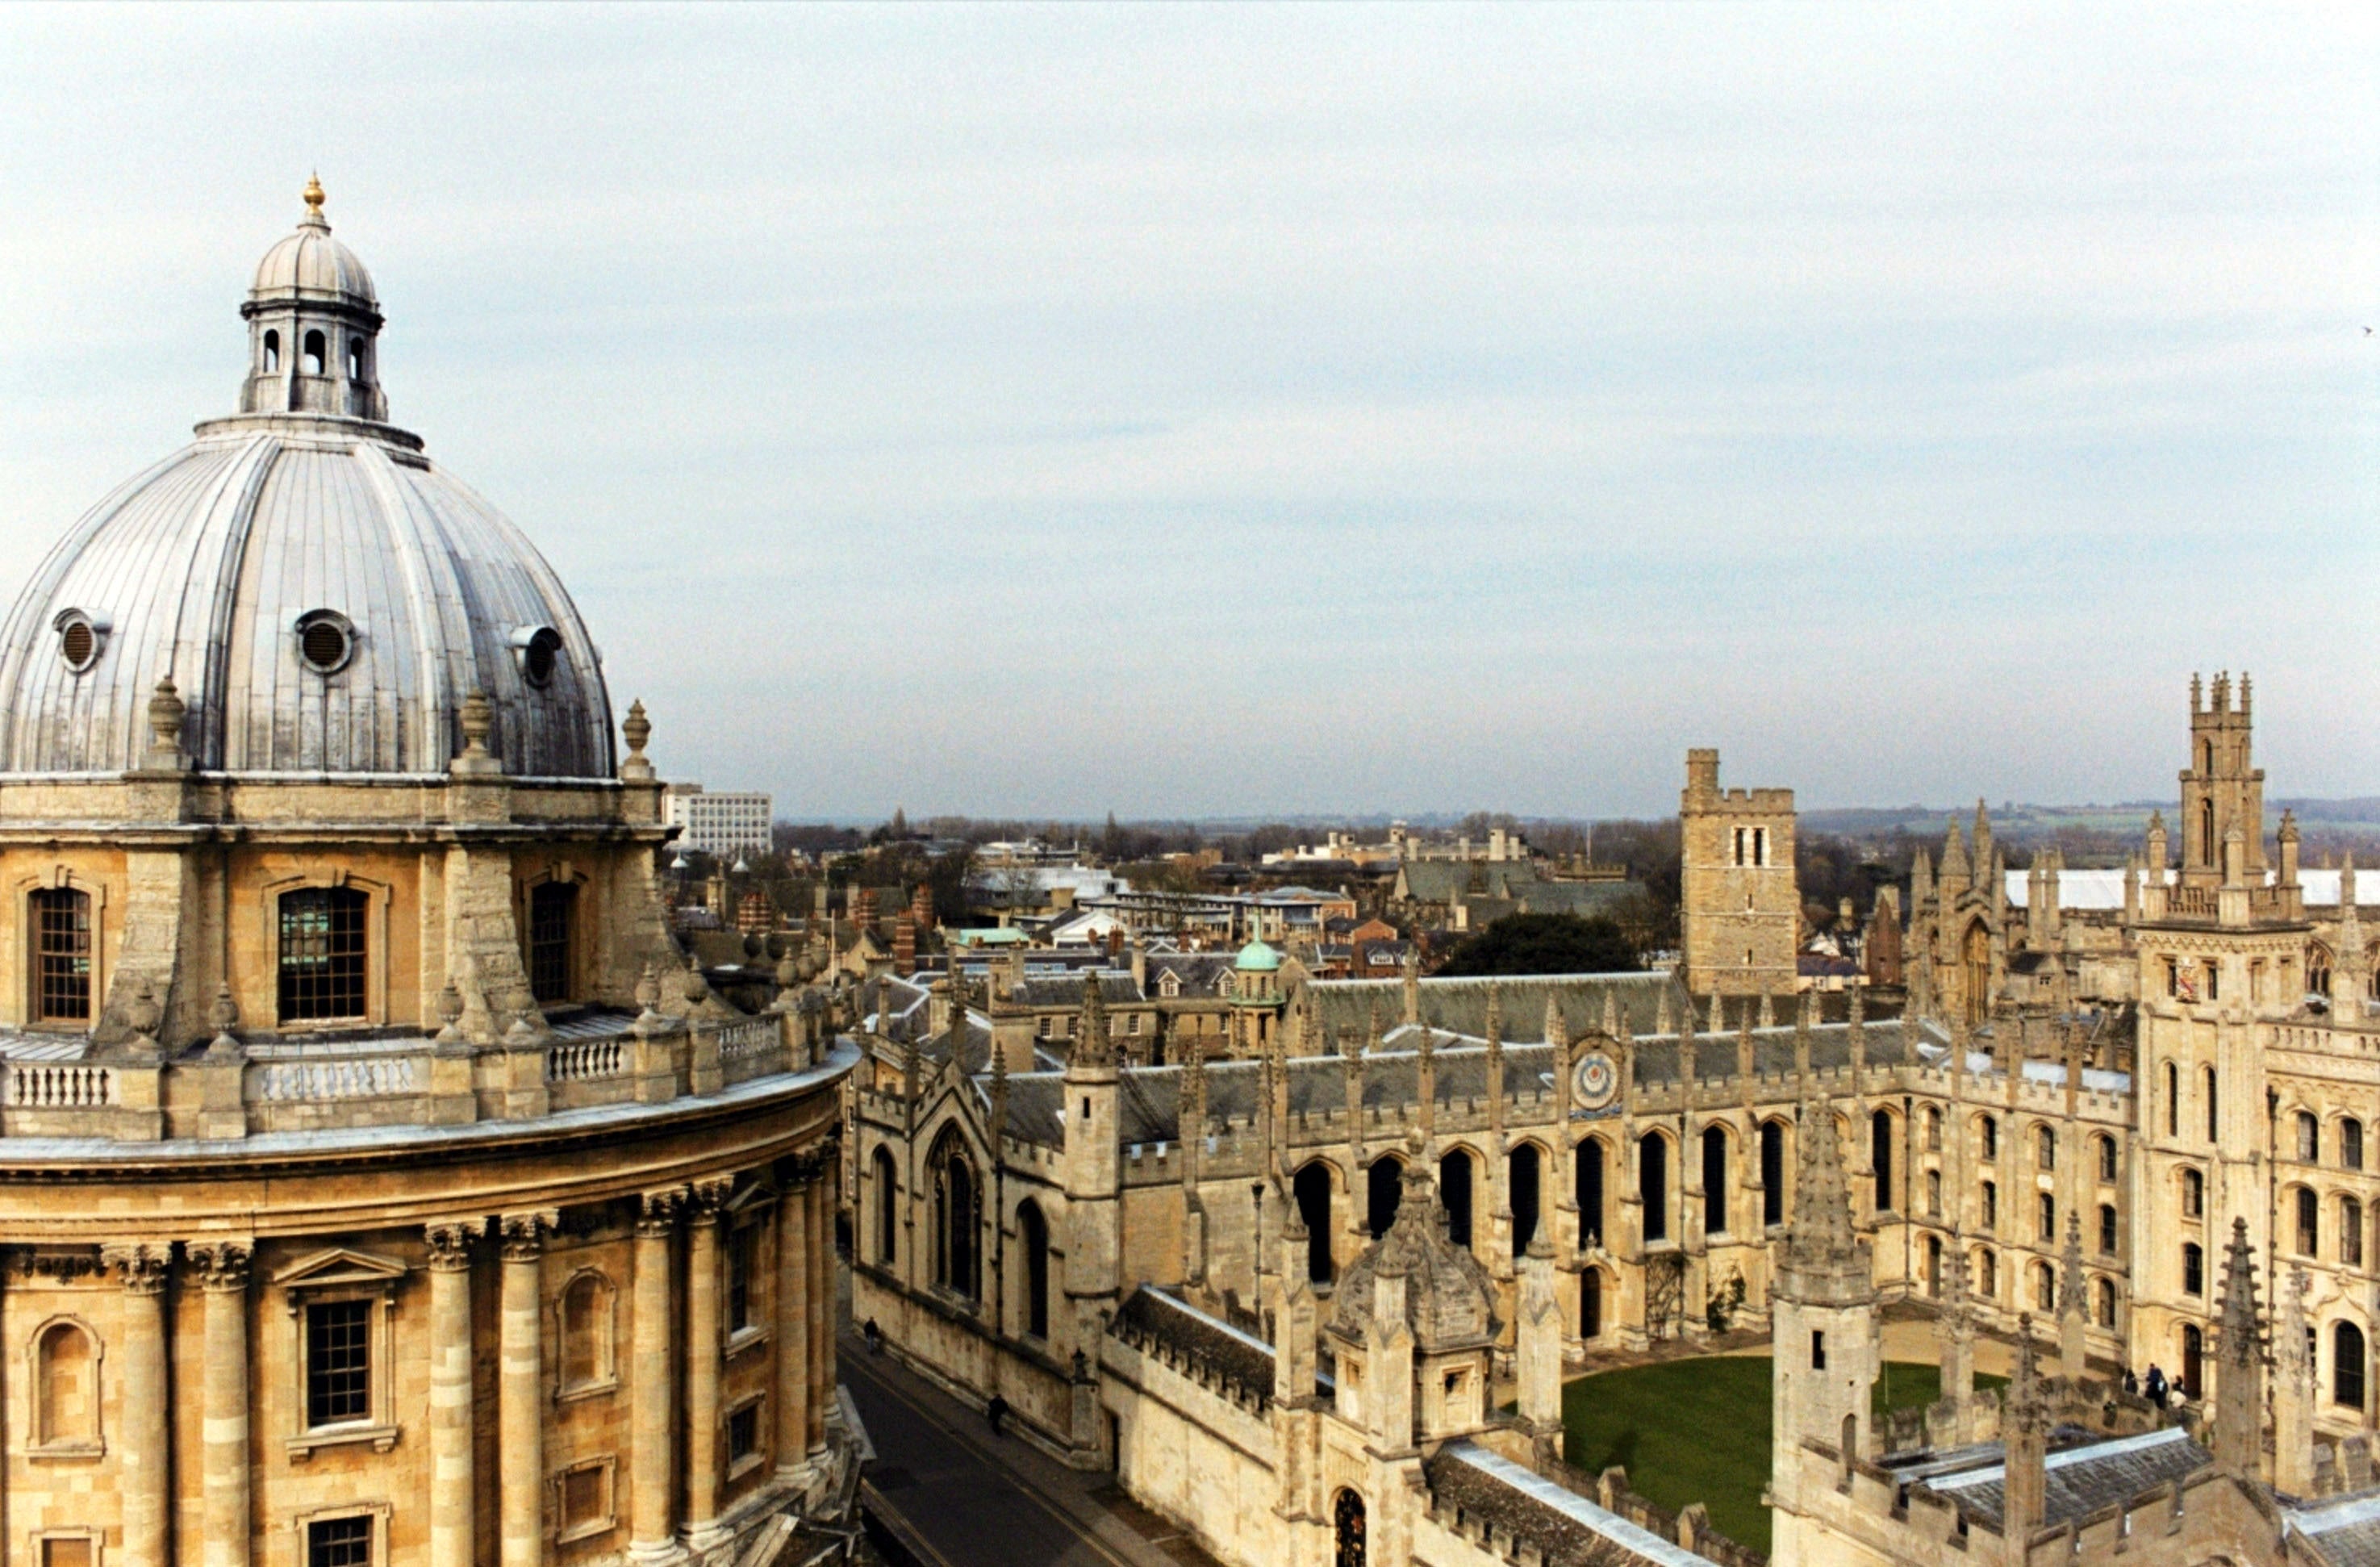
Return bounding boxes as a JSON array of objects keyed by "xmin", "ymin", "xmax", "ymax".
[
  {"xmin": 1306, "ymin": 972, "xmax": 1689, "ymax": 1046},
  {"xmin": 1917, "ymin": 1427, "xmax": 2211, "ymax": 1530},
  {"xmin": 1109, "ymin": 1287, "xmax": 1274, "ymax": 1409}
]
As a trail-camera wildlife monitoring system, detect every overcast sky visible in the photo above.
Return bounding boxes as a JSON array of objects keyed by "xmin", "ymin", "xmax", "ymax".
[{"xmin": 1, "ymin": 5, "xmax": 2373, "ymax": 821}]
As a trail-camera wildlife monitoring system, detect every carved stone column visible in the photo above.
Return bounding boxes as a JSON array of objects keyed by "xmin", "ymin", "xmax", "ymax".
[
  {"xmin": 630, "ymin": 1190, "xmax": 684, "ymax": 1561},
  {"xmin": 684, "ymin": 1180, "xmax": 732, "ymax": 1541},
  {"xmin": 807, "ymin": 1171, "xmax": 831, "ymax": 1452},
  {"xmin": 775, "ymin": 1175, "xmax": 812, "ymax": 1475},
  {"xmin": 499, "ymin": 1214, "xmax": 549, "ymax": 1567},
  {"xmin": 190, "ymin": 1242, "xmax": 253, "ymax": 1567},
  {"xmin": 105, "ymin": 1243, "xmax": 173, "ymax": 1567},
  {"xmin": 426, "ymin": 1222, "xmax": 479, "ymax": 1567}
]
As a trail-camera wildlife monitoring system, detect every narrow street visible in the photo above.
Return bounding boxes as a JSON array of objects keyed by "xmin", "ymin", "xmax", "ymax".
[{"xmin": 841, "ymin": 1334, "xmax": 1222, "ymax": 1567}]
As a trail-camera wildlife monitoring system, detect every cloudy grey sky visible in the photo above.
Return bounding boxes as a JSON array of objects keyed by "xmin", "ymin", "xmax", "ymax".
[{"xmin": 2, "ymin": 5, "xmax": 2373, "ymax": 820}]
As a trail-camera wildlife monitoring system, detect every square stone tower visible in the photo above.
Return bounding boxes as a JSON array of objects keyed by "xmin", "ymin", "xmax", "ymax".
[{"xmin": 1680, "ymin": 748, "xmax": 1799, "ymax": 997}]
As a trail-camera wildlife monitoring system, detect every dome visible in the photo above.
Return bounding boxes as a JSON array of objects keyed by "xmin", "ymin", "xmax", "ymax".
[
  {"xmin": 0, "ymin": 186, "xmax": 614, "ymax": 780},
  {"xmin": 1327, "ymin": 1161, "xmax": 1501, "ymax": 1348},
  {"xmin": 249, "ymin": 175, "xmax": 377, "ymax": 310},
  {"xmin": 1234, "ymin": 939, "xmax": 1280, "ymax": 972}
]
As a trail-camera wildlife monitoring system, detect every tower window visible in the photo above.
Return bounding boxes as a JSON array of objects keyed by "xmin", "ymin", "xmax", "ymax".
[
  {"xmin": 528, "ymin": 881, "xmax": 576, "ymax": 1004},
  {"xmin": 263, "ymin": 328, "xmax": 281, "ymax": 373},
  {"xmin": 303, "ymin": 329, "xmax": 327, "ymax": 375},
  {"xmin": 2182, "ymin": 1242, "xmax": 2204, "ymax": 1296},
  {"xmin": 346, "ymin": 337, "xmax": 363, "ymax": 380},
  {"xmin": 306, "ymin": 1518, "xmax": 373, "ymax": 1567},
  {"xmin": 305, "ymin": 1299, "xmax": 372, "ymax": 1425},
  {"xmin": 279, "ymin": 886, "xmax": 368, "ymax": 1022},
  {"xmin": 30, "ymin": 886, "xmax": 93, "ymax": 1023},
  {"xmin": 1810, "ymin": 1329, "xmax": 1826, "ymax": 1369}
]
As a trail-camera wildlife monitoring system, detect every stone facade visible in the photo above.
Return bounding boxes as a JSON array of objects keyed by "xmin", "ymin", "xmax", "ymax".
[{"xmin": 1681, "ymin": 750, "xmax": 1799, "ymax": 999}]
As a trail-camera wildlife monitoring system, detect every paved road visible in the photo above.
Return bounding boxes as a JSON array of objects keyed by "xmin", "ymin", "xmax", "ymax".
[{"xmin": 841, "ymin": 1336, "xmax": 1218, "ymax": 1567}]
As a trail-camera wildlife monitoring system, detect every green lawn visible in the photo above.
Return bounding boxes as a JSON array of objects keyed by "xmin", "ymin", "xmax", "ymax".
[{"xmin": 1561, "ymin": 1359, "xmax": 2003, "ymax": 1554}]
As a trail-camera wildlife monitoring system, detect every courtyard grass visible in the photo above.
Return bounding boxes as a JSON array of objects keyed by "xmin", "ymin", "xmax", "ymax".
[{"xmin": 1561, "ymin": 1359, "xmax": 2001, "ymax": 1555}]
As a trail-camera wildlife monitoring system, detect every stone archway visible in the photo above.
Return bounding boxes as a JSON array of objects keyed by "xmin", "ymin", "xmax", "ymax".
[{"xmin": 1334, "ymin": 1489, "xmax": 1366, "ymax": 1567}]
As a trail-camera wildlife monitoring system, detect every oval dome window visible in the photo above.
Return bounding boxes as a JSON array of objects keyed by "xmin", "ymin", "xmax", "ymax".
[
  {"xmin": 294, "ymin": 610, "xmax": 356, "ymax": 675},
  {"xmin": 52, "ymin": 608, "xmax": 110, "ymax": 674},
  {"xmin": 516, "ymin": 625, "xmax": 563, "ymax": 688}
]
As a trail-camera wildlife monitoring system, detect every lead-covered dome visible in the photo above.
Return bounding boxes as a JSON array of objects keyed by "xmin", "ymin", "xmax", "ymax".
[{"xmin": 0, "ymin": 183, "xmax": 614, "ymax": 780}]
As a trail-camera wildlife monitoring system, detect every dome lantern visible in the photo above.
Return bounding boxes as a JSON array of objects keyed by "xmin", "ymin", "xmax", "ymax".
[{"xmin": 238, "ymin": 175, "xmax": 388, "ymax": 424}]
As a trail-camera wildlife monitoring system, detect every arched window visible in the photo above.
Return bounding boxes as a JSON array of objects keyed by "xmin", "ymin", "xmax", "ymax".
[
  {"xmin": 2204, "ymin": 1066, "xmax": 2219, "ymax": 1142},
  {"xmin": 1017, "ymin": 1200, "xmax": 1050, "ymax": 1339},
  {"xmin": 2036, "ymin": 1125, "xmax": 2056, "ymax": 1172},
  {"xmin": 1439, "ymin": 1149, "xmax": 1475, "ymax": 1250},
  {"xmin": 2344, "ymin": 1198, "xmax": 2365, "ymax": 1268},
  {"xmin": 262, "ymin": 328, "xmax": 281, "ymax": 373},
  {"xmin": 2182, "ymin": 1324, "xmax": 2203, "ymax": 1398},
  {"xmin": 2311, "ymin": 947, "xmax": 2335, "ymax": 998},
  {"xmin": 2337, "ymin": 1322, "xmax": 2368, "ymax": 1410},
  {"xmin": 1760, "ymin": 1120, "xmax": 1785, "ymax": 1227},
  {"xmin": 346, "ymin": 336, "xmax": 363, "ymax": 380},
  {"xmin": 1980, "ymin": 1115, "xmax": 1998, "ymax": 1162},
  {"xmin": 34, "ymin": 1320, "xmax": 98, "ymax": 1448},
  {"xmin": 2299, "ymin": 1187, "xmax": 2319, "ymax": 1256},
  {"xmin": 1926, "ymin": 1169, "xmax": 1943, "ymax": 1218},
  {"xmin": 303, "ymin": 328, "xmax": 327, "ymax": 375},
  {"xmin": 1639, "ymin": 1134, "xmax": 1669, "ymax": 1243},
  {"xmin": 932, "ymin": 1135, "xmax": 979, "ymax": 1300},
  {"xmin": 2097, "ymin": 1135, "xmax": 2118, "ymax": 1184},
  {"xmin": 1925, "ymin": 1106, "xmax": 1943, "ymax": 1151},
  {"xmin": 1925, "ymin": 1235, "xmax": 1942, "ymax": 1296},
  {"xmin": 29, "ymin": 885, "xmax": 94, "ymax": 1023},
  {"xmin": 2094, "ymin": 1277, "xmax": 2116, "ymax": 1328},
  {"xmin": 1367, "ymin": 1156, "xmax": 1404, "ymax": 1239},
  {"xmin": 871, "ymin": 1147, "xmax": 899, "ymax": 1264},
  {"xmin": 1576, "ymin": 1139, "xmax": 1605, "ymax": 1247},
  {"xmin": 558, "ymin": 1273, "xmax": 616, "ymax": 1393},
  {"xmin": 1871, "ymin": 1110, "xmax": 1894, "ymax": 1213},
  {"xmin": 2299, "ymin": 1112, "xmax": 2321, "ymax": 1163},
  {"xmin": 2182, "ymin": 1168, "xmax": 2204, "ymax": 1218},
  {"xmin": 1294, "ymin": 1163, "xmax": 1335, "ymax": 1283},
  {"xmin": 278, "ymin": 886, "xmax": 368, "ymax": 1022},
  {"xmin": 2183, "ymin": 1242, "xmax": 2205, "ymax": 1296},
  {"xmin": 1509, "ymin": 1143, "xmax": 1543, "ymax": 1256},
  {"xmin": 1581, "ymin": 1264, "xmax": 1604, "ymax": 1338},
  {"xmin": 2034, "ymin": 1261, "xmax": 2055, "ymax": 1311},
  {"xmin": 2199, "ymin": 797, "xmax": 2215, "ymax": 863},
  {"xmin": 1982, "ymin": 1180, "xmax": 1998, "ymax": 1230},
  {"xmin": 1701, "ymin": 1126, "xmax": 1729, "ymax": 1236},
  {"xmin": 1977, "ymin": 1248, "xmax": 1997, "ymax": 1299},
  {"xmin": 1333, "ymin": 1489, "xmax": 1367, "ymax": 1567},
  {"xmin": 527, "ymin": 881, "xmax": 577, "ymax": 1004},
  {"xmin": 2099, "ymin": 1203, "xmax": 2118, "ymax": 1256},
  {"xmin": 2038, "ymin": 1192, "xmax": 2056, "ymax": 1243},
  {"xmin": 2165, "ymin": 1062, "xmax": 2179, "ymax": 1136},
  {"xmin": 2346, "ymin": 1119, "xmax": 2366, "ymax": 1172}
]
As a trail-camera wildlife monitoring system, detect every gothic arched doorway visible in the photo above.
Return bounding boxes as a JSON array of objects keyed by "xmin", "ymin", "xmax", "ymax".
[
  {"xmin": 2182, "ymin": 1324, "xmax": 2203, "ymax": 1400},
  {"xmin": 1334, "ymin": 1489, "xmax": 1366, "ymax": 1567}
]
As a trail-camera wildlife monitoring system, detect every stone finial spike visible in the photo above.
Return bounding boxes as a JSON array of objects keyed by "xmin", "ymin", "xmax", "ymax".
[
  {"xmin": 1485, "ymin": 983, "xmax": 1503, "ymax": 1049},
  {"xmin": 1758, "ymin": 990, "xmax": 1776, "ymax": 1029},
  {"xmin": 1601, "ymin": 986, "xmax": 1618, "ymax": 1038},
  {"xmin": 1709, "ymin": 992, "xmax": 1725, "ymax": 1035},
  {"xmin": 2219, "ymin": 1216, "xmax": 2262, "ymax": 1369},
  {"xmin": 1654, "ymin": 984, "xmax": 1672, "ymax": 1035},
  {"xmin": 1783, "ymin": 1063, "xmax": 1855, "ymax": 1273},
  {"xmin": 1543, "ymin": 994, "xmax": 1568, "ymax": 1054}
]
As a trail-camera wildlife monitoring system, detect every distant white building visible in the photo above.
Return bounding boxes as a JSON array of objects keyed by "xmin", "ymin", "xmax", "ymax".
[{"xmin": 665, "ymin": 784, "xmax": 774, "ymax": 859}]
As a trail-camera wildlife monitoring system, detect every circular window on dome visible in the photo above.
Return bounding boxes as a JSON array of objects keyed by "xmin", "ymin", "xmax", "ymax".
[
  {"xmin": 52, "ymin": 608, "xmax": 109, "ymax": 675},
  {"xmin": 512, "ymin": 625, "xmax": 563, "ymax": 689},
  {"xmin": 294, "ymin": 609, "xmax": 356, "ymax": 675}
]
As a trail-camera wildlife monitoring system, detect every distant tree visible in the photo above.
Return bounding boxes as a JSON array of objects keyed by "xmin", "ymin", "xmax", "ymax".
[{"xmin": 1434, "ymin": 913, "xmax": 1643, "ymax": 977}]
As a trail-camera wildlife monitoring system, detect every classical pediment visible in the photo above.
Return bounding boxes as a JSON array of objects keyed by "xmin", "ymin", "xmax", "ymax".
[{"xmin": 271, "ymin": 1246, "xmax": 409, "ymax": 1290}]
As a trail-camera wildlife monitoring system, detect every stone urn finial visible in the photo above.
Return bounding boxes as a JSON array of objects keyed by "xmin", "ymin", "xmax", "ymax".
[
  {"xmin": 634, "ymin": 961, "xmax": 661, "ymax": 1016},
  {"xmin": 623, "ymin": 699, "xmax": 650, "ymax": 758},
  {"xmin": 683, "ymin": 951, "xmax": 708, "ymax": 1005},
  {"xmin": 460, "ymin": 690, "xmax": 493, "ymax": 755},
  {"xmin": 148, "ymin": 675, "xmax": 186, "ymax": 755},
  {"xmin": 203, "ymin": 983, "xmax": 244, "ymax": 1062},
  {"xmin": 434, "ymin": 979, "xmax": 465, "ymax": 1044}
]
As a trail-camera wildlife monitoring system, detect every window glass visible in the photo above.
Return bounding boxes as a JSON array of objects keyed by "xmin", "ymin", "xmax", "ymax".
[
  {"xmin": 529, "ymin": 882, "xmax": 575, "ymax": 1004},
  {"xmin": 307, "ymin": 1518, "xmax": 372, "ymax": 1567},
  {"xmin": 307, "ymin": 1300, "xmax": 372, "ymax": 1426},
  {"xmin": 31, "ymin": 887, "xmax": 92, "ymax": 1022},
  {"xmin": 280, "ymin": 888, "xmax": 367, "ymax": 1022}
]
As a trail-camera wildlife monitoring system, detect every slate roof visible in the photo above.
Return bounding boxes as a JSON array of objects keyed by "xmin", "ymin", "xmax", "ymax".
[
  {"xmin": 1306, "ymin": 972, "xmax": 1689, "ymax": 1047},
  {"xmin": 1396, "ymin": 860, "xmax": 1646, "ymax": 917},
  {"xmin": 1914, "ymin": 1426, "xmax": 2211, "ymax": 1530},
  {"xmin": 2291, "ymin": 1488, "xmax": 2380, "ymax": 1567},
  {"xmin": 1423, "ymin": 1441, "xmax": 1718, "ymax": 1567},
  {"xmin": 1109, "ymin": 1286, "xmax": 1274, "ymax": 1409}
]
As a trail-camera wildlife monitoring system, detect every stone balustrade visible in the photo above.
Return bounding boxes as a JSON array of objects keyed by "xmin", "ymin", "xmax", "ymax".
[{"xmin": 0, "ymin": 1005, "xmax": 825, "ymax": 1143}]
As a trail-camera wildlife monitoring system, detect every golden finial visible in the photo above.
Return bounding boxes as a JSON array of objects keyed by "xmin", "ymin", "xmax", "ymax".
[{"xmin": 303, "ymin": 173, "xmax": 326, "ymax": 216}]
